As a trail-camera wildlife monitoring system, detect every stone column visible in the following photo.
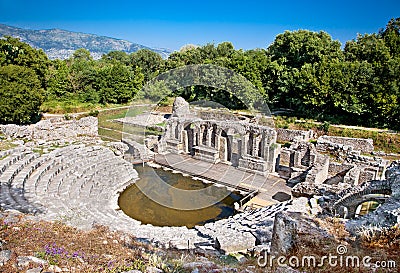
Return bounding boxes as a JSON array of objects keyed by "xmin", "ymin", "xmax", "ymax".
[
  {"xmin": 200, "ymin": 125, "xmax": 206, "ymax": 145},
  {"xmin": 174, "ymin": 121, "xmax": 180, "ymax": 139},
  {"xmin": 167, "ymin": 122, "xmax": 174, "ymax": 139},
  {"xmin": 182, "ymin": 130, "xmax": 189, "ymax": 153},
  {"xmin": 227, "ymin": 134, "xmax": 233, "ymax": 162},
  {"xmin": 219, "ymin": 136, "xmax": 227, "ymax": 162},
  {"xmin": 253, "ymin": 135, "xmax": 261, "ymax": 158},
  {"xmin": 262, "ymin": 133, "xmax": 271, "ymax": 161},
  {"xmin": 241, "ymin": 134, "xmax": 248, "ymax": 156}
]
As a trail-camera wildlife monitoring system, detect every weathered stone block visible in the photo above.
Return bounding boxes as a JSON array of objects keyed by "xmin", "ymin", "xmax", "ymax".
[{"xmin": 215, "ymin": 230, "xmax": 257, "ymax": 254}]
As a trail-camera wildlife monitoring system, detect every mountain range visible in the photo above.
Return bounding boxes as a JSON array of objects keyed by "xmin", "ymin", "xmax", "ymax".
[{"xmin": 0, "ymin": 24, "xmax": 171, "ymax": 60}]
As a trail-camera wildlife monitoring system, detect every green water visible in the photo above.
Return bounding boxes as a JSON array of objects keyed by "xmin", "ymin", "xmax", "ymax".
[{"xmin": 118, "ymin": 165, "xmax": 242, "ymax": 228}]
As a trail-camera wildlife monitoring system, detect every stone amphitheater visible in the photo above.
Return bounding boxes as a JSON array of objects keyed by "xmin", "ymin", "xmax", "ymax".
[
  {"xmin": 0, "ymin": 116, "xmax": 310, "ymax": 254},
  {"xmin": 1, "ymin": 104, "xmax": 400, "ymax": 256}
]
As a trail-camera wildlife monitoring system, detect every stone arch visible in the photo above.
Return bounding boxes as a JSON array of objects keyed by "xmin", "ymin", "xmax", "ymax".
[
  {"xmin": 335, "ymin": 206, "xmax": 349, "ymax": 219},
  {"xmin": 334, "ymin": 189, "xmax": 391, "ymax": 219}
]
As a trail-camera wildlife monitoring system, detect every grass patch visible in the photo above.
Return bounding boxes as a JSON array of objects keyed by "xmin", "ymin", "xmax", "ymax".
[
  {"xmin": 359, "ymin": 225, "xmax": 400, "ymax": 248},
  {"xmin": 97, "ymin": 106, "xmax": 152, "ymax": 142},
  {"xmin": 0, "ymin": 140, "xmax": 17, "ymax": 152},
  {"xmin": 42, "ymin": 97, "xmax": 154, "ymax": 115},
  {"xmin": 41, "ymin": 100, "xmax": 102, "ymax": 114}
]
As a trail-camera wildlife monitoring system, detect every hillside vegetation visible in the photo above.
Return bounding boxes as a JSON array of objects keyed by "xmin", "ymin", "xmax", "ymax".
[{"xmin": 0, "ymin": 18, "xmax": 399, "ymax": 132}]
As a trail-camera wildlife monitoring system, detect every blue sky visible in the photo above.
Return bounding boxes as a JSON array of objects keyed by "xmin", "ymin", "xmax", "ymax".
[{"xmin": 0, "ymin": 0, "xmax": 399, "ymax": 51}]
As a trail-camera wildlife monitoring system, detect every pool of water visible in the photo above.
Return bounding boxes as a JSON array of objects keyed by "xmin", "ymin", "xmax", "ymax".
[{"xmin": 118, "ymin": 165, "xmax": 242, "ymax": 228}]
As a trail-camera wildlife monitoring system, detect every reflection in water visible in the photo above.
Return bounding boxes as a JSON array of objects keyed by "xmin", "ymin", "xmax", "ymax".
[{"xmin": 118, "ymin": 165, "xmax": 242, "ymax": 228}]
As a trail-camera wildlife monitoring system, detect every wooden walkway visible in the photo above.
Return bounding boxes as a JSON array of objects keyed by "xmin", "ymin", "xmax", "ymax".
[{"xmin": 153, "ymin": 153, "xmax": 292, "ymax": 208}]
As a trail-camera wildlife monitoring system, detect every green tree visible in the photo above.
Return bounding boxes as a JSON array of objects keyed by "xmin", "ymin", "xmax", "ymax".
[
  {"xmin": 344, "ymin": 34, "xmax": 391, "ymax": 65},
  {"xmin": 101, "ymin": 51, "xmax": 130, "ymax": 65},
  {"xmin": 67, "ymin": 49, "xmax": 98, "ymax": 99},
  {"xmin": 380, "ymin": 17, "xmax": 400, "ymax": 57},
  {"xmin": 47, "ymin": 59, "xmax": 73, "ymax": 98},
  {"xmin": 264, "ymin": 30, "xmax": 344, "ymax": 111},
  {"xmin": 72, "ymin": 48, "xmax": 93, "ymax": 61},
  {"xmin": 267, "ymin": 30, "xmax": 343, "ymax": 68},
  {"xmin": 130, "ymin": 49, "xmax": 164, "ymax": 82},
  {"xmin": 343, "ymin": 21, "xmax": 400, "ymax": 129},
  {"xmin": 0, "ymin": 36, "xmax": 49, "ymax": 87},
  {"xmin": 96, "ymin": 63, "xmax": 143, "ymax": 104},
  {"xmin": 0, "ymin": 65, "xmax": 45, "ymax": 124}
]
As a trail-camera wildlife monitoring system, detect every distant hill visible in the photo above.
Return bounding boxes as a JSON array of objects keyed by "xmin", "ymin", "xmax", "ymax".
[{"xmin": 0, "ymin": 24, "xmax": 171, "ymax": 60}]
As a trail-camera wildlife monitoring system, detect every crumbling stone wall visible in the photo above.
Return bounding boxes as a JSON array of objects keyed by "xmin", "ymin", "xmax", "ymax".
[
  {"xmin": 279, "ymin": 148, "xmax": 293, "ymax": 167},
  {"xmin": 328, "ymin": 162, "xmax": 353, "ymax": 177},
  {"xmin": 316, "ymin": 137, "xmax": 354, "ymax": 157},
  {"xmin": 318, "ymin": 135, "xmax": 374, "ymax": 153},
  {"xmin": 0, "ymin": 116, "xmax": 98, "ymax": 141},
  {"xmin": 277, "ymin": 129, "xmax": 314, "ymax": 143}
]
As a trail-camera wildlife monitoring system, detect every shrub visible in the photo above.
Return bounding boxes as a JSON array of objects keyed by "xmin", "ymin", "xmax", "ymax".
[{"xmin": 0, "ymin": 65, "xmax": 45, "ymax": 124}]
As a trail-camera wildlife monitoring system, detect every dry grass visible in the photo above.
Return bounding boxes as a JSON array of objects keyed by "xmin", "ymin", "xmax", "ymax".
[
  {"xmin": 315, "ymin": 217, "xmax": 352, "ymax": 241},
  {"xmin": 359, "ymin": 225, "xmax": 400, "ymax": 249},
  {"xmin": 0, "ymin": 214, "xmax": 153, "ymax": 272},
  {"xmin": 285, "ymin": 218, "xmax": 400, "ymax": 273},
  {"xmin": 1, "ymin": 211, "xmax": 399, "ymax": 273},
  {"xmin": 0, "ymin": 212, "xmax": 260, "ymax": 273}
]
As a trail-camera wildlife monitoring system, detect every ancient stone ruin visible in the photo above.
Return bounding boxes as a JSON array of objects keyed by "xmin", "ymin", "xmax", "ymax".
[
  {"xmin": 0, "ymin": 116, "xmax": 98, "ymax": 141},
  {"xmin": 0, "ymin": 96, "xmax": 399, "ymax": 259},
  {"xmin": 158, "ymin": 97, "xmax": 280, "ymax": 175}
]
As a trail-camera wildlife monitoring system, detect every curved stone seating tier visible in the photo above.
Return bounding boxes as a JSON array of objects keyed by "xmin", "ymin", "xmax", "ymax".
[
  {"xmin": 0, "ymin": 151, "xmax": 28, "ymax": 176},
  {"xmin": 0, "ymin": 149, "xmax": 41, "ymax": 212},
  {"xmin": 0, "ymin": 147, "xmax": 27, "ymax": 161}
]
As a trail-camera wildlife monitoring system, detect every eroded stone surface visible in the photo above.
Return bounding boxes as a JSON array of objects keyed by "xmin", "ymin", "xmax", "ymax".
[
  {"xmin": 270, "ymin": 211, "xmax": 332, "ymax": 255},
  {"xmin": 172, "ymin": 96, "xmax": 190, "ymax": 118},
  {"xmin": 0, "ymin": 102, "xmax": 399, "ymax": 258}
]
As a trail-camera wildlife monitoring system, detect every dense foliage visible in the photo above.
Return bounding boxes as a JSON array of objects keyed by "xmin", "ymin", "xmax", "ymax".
[
  {"xmin": 0, "ymin": 36, "xmax": 47, "ymax": 124},
  {"xmin": 0, "ymin": 18, "xmax": 399, "ymax": 129}
]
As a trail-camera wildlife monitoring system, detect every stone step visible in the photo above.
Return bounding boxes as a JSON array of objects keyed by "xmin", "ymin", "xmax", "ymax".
[
  {"xmin": 0, "ymin": 184, "xmax": 18, "ymax": 208},
  {"xmin": 0, "ymin": 153, "xmax": 38, "ymax": 184}
]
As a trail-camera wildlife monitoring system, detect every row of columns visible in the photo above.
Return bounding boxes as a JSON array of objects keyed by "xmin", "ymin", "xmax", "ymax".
[{"xmin": 163, "ymin": 119, "xmax": 278, "ymax": 171}]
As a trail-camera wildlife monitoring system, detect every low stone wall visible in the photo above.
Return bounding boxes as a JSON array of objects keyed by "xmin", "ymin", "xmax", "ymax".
[
  {"xmin": 277, "ymin": 129, "xmax": 314, "ymax": 143},
  {"xmin": 0, "ymin": 116, "xmax": 98, "ymax": 141},
  {"xmin": 197, "ymin": 110, "xmax": 241, "ymax": 122},
  {"xmin": 318, "ymin": 135, "xmax": 374, "ymax": 153}
]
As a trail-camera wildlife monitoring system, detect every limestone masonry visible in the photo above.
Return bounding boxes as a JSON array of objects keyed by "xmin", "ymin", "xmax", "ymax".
[{"xmin": 0, "ymin": 97, "xmax": 399, "ymax": 257}]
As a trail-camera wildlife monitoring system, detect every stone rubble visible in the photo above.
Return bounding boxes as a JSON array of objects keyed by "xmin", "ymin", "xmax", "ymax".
[
  {"xmin": 0, "ymin": 96, "xmax": 399, "ymax": 272},
  {"xmin": 0, "ymin": 116, "xmax": 98, "ymax": 141}
]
